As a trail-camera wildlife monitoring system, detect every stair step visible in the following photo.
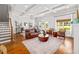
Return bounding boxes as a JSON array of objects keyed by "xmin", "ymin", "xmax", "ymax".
[
  {"xmin": 0, "ymin": 28, "xmax": 10, "ymax": 30},
  {"xmin": 0, "ymin": 23, "xmax": 9, "ymax": 24},
  {"xmin": 0, "ymin": 32, "xmax": 11, "ymax": 35},
  {"xmin": 0, "ymin": 26, "xmax": 11, "ymax": 28},
  {"xmin": 0, "ymin": 23, "xmax": 8, "ymax": 24},
  {"xmin": 0, "ymin": 22, "xmax": 9, "ymax": 23},
  {"xmin": 0, "ymin": 31, "xmax": 11, "ymax": 33},
  {"xmin": 0, "ymin": 30, "xmax": 10, "ymax": 31},
  {"xmin": 0, "ymin": 40, "xmax": 11, "ymax": 44},
  {"xmin": 0, "ymin": 24, "xmax": 9, "ymax": 26},
  {"xmin": 0, "ymin": 22, "xmax": 11, "ymax": 44},
  {"xmin": 0, "ymin": 37, "xmax": 11, "ymax": 41},
  {"xmin": 0, "ymin": 34, "xmax": 11, "ymax": 38},
  {"xmin": 0, "ymin": 28, "xmax": 10, "ymax": 29},
  {"xmin": 0, "ymin": 22, "xmax": 9, "ymax": 25},
  {"xmin": 0, "ymin": 30, "xmax": 11, "ymax": 32},
  {"xmin": 0, "ymin": 23, "xmax": 9, "ymax": 25},
  {"xmin": 0, "ymin": 26, "xmax": 9, "ymax": 27},
  {"xmin": 0, "ymin": 27, "xmax": 10, "ymax": 29}
]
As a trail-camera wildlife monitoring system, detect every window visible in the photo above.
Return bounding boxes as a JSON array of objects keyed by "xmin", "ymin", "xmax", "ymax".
[
  {"xmin": 56, "ymin": 19, "xmax": 71, "ymax": 30},
  {"xmin": 39, "ymin": 21, "xmax": 48, "ymax": 30}
]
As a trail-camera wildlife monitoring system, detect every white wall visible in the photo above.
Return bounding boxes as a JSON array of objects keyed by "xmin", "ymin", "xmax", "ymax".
[
  {"xmin": 72, "ymin": 8, "xmax": 79, "ymax": 54},
  {"xmin": 9, "ymin": 11, "xmax": 34, "ymax": 33},
  {"xmin": 72, "ymin": 24, "xmax": 79, "ymax": 54}
]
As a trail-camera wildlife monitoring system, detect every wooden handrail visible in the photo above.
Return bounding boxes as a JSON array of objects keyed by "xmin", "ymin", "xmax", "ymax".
[
  {"xmin": 9, "ymin": 18, "xmax": 13, "ymax": 42},
  {"xmin": 77, "ymin": 9, "xmax": 79, "ymax": 19}
]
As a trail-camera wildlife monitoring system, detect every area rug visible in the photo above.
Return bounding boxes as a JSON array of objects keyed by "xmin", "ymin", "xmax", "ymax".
[{"xmin": 22, "ymin": 37, "xmax": 63, "ymax": 54}]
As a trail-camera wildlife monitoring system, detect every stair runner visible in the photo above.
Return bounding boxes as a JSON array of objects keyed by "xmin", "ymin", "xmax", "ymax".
[{"xmin": 0, "ymin": 22, "xmax": 11, "ymax": 44}]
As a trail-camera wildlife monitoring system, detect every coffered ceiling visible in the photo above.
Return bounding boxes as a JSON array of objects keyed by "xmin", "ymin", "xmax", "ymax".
[{"xmin": 9, "ymin": 4, "xmax": 79, "ymax": 17}]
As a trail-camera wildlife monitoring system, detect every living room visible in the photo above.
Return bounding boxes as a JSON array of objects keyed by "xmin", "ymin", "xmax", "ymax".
[{"xmin": 0, "ymin": 4, "xmax": 79, "ymax": 54}]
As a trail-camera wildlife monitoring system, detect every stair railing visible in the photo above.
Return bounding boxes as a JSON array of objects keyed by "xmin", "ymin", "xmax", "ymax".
[{"xmin": 9, "ymin": 18, "xmax": 13, "ymax": 42}]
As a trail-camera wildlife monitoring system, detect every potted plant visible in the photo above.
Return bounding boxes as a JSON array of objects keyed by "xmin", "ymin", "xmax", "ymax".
[{"xmin": 38, "ymin": 30, "xmax": 49, "ymax": 42}]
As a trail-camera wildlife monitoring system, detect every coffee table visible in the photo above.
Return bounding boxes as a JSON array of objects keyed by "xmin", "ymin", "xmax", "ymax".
[{"xmin": 23, "ymin": 36, "xmax": 64, "ymax": 54}]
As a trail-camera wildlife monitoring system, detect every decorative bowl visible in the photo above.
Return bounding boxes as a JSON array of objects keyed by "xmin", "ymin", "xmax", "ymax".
[{"xmin": 38, "ymin": 34, "xmax": 49, "ymax": 42}]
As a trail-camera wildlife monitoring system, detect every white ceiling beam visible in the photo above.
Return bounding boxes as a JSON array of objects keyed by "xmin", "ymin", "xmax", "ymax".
[
  {"xmin": 20, "ymin": 4, "xmax": 36, "ymax": 16},
  {"xmin": 34, "ymin": 4, "xmax": 78, "ymax": 18},
  {"xmin": 25, "ymin": 4, "xmax": 36, "ymax": 12},
  {"xmin": 33, "ymin": 4, "xmax": 65, "ymax": 17},
  {"xmin": 52, "ymin": 4, "xmax": 66, "ymax": 10}
]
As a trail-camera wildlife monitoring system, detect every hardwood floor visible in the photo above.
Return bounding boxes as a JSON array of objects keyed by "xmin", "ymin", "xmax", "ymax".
[
  {"xmin": 3, "ymin": 34, "xmax": 30, "ymax": 54},
  {"xmin": 54, "ymin": 37, "xmax": 73, "ymax": 54},
  {"xmin": 6, "ymin": 42, "xmax": 30, "ymax": 54},
  {"xmin": 2, "ymin": 34, "xmax": 73, "ymax": 54}
]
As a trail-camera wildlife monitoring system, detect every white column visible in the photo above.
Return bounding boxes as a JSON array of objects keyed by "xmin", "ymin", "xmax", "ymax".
[{"xmin": 73, "ymin": 24, "xmax": 79, "ymax": 53}]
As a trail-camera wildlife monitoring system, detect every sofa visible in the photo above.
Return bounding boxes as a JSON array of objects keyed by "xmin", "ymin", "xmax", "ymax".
[{"xmin": 25, "ymin": 28, "xmax": 38, "ymax": 39}]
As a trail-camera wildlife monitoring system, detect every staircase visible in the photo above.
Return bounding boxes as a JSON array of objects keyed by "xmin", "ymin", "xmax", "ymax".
[{"xmin": 0, "ymin": 21, "xmax": 12, "ymax": 44}]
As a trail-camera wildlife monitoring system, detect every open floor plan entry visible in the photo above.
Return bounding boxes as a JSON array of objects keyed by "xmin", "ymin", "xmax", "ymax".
[{"xmin": 0, "ymin": 4, "xmax": 79, "ymax": 54}]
